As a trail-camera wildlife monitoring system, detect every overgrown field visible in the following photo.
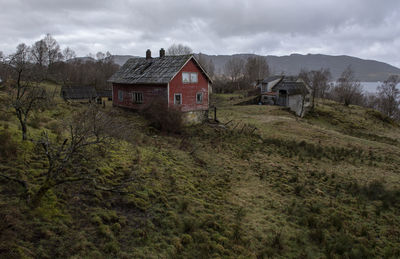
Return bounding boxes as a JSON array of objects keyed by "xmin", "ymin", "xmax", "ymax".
[{"xmin": 1, "ymin": 89, "xmax": 399, "ymax": 258}]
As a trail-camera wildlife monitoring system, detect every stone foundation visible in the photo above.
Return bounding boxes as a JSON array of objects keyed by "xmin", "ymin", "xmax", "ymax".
[{"xmin": 183, "ymin": 110, "xmax": 208, "ymax": 124}]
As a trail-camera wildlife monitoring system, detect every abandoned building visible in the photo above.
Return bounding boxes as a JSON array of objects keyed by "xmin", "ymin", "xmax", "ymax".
[
  {"xmin": 96, "ymin": 89, "xmax": 112, "ymax": 103},
  {"xmin": 108, "ymin": 49, "xmax": 212, "ymax": 123},
  {"xmin": 61, "ymin": 85, "xmax": 112, "ymax": 104},
  {"xmin": 256, "ymin": 75, "xmax": 312, "ymax": 117},
  {"xmin": 61, "ymin": 85, "xmax": 97, "ymax": 101}
]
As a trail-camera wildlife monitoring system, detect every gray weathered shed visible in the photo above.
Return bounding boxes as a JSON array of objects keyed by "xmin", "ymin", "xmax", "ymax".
[
  {"xmin": 61, "ymin": 85, "xmax": 97, "ymax": 100},
  {"xmin": 258, "ymin": 76, "xmax": 312, "ymax": 117}
]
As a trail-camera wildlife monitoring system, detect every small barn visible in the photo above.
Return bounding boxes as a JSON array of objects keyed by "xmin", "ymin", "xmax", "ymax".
[
  {"xmin": 96, "ymin": 89, "xmax": 112, "ymax": 104},
  {"xmin": 108, "ymin": 49, "xmax": 212, "ymax": 123},
  {"xmin": 61, "ymin": 85, "xmax": 97, "ymax": 101},
  {"xmin": 258, "ymin": 76, "xmax": 312, "ymax": 117}
]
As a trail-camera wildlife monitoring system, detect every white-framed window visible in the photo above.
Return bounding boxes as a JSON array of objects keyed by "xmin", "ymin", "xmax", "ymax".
[
  {"xmin": 196, "ymin": 92, "xmax": 203, "ymax": 104},
  {"xmin": 132, "ymin": 92, "xmax": 143, "ymax": 104},
  {"xmin": 118, "ymin": 90, "xmax": 123, "ymax": 101},
  {"xmin": 190, "ymin": 73, "xmax": 198, "ymax": 83},
  {"xmin": 182, "ymin": 72, "xmax": 198, "ymax": 84},
  {"xmin": 174, "ymin": 93, "xmax": 182, "ymax": 105},
  {"xmin": 182, "ymin": 72, "xmax": 190, "ymax": 83}
]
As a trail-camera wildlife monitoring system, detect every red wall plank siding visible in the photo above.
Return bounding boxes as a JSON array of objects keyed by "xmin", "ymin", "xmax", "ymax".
[
  {"xmin": 168, "ymin": 59, "xmax": 209, "ymax": 112},
  {"xmin": 112, "ymin": 83, "xmax": 167, "ymax": 109}
]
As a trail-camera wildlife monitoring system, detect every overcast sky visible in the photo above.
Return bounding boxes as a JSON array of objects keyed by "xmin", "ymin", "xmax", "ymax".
[{"xmin": 1, "ymin": 0, "xmax": 400, "ymax": 66}]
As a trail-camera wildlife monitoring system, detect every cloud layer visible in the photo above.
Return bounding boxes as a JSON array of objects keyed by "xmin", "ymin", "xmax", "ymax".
[{"xmin": 1, "ymin": 0, "xmax": 400, "ymax": 66}]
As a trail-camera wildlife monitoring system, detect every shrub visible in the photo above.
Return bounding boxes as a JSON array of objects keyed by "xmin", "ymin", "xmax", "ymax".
[
  {"xmin": 309, "ymin": 228, "xmax": 325, "ymax": 244},
  {"xmin": 47, "ymin": 120, "xmax": 64, "ymax": 136},
  {"xmin": 0, "ymin": 110, "xmax": 12, "ymax": 121},
  {"xmin": 326, "ymin": 233, "xmax": 354, "ymax": 256},
  {"xmin": 140, "ymin": 98, "xmax": 183, "ymax": 134},
  {"xmin": 271, "ymin": 231, "xmax": 284, "ymax": 251},
  {"xmin": 329, "ymin": 213, "xmax": 343, "ymax": 231},
  {"xmin": 0, "ymin": 129, "xmax": 18, "ymax": 159},
  {"xmin": 103, "ymin": 241, "xmax": 119, "ymax": 254},
  {"xmin": 181, "ymin": 234, "xmax": 193, "ymax": 245},
  {"xmin": 363, "ymin": 180, "xmax": 385, "ymax": 200},
  {"xmin": 28, "ymin": 114, "xmax": 41, "ymax": 129}
]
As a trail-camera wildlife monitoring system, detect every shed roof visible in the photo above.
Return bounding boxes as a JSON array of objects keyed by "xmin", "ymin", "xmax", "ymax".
[
  {"xmin": 61, "ymin": 85, "xmax": 97, "ymax": 99},
  {"xmin": 96, "ymin": 89, "xmax": 112, "ymax": 98},
  {"xmin": 262, "ymin": 75, "xmax": 283, "ymax": 84},
  {"xmin": 272, "ymin": 81, "xmax": 309, "ymax": 95},
  {"xmin": 108, "ymin": 55, "xmax": 212, "ymax": 85}
]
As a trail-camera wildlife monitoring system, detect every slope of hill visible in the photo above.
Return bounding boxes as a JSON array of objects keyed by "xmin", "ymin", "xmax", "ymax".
[
  {"xmin": 1, "ymin": 87, "xmax": 399, "ymax": 258},
  {"xmin": 110, "ymin": 55, "xmax": 140, "ymax": 66}
]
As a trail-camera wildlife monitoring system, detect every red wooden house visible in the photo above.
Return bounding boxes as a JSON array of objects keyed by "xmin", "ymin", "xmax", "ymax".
[{"xmin": 109, "ymin": 49, "xmax": 212, "ymax": 122}]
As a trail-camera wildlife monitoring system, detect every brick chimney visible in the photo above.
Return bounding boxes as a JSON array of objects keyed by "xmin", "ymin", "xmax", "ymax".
[
  {"xmin": 146, "ymin": 49, "xmax": 151, "ymax": 59},
  {"xmin": 159, "ymin": 48, "xmax": 165, "ymax": 58}
]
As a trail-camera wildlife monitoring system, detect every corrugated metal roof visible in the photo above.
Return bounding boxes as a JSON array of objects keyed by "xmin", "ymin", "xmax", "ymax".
[{"xmin": 108, "ymin": 55, "xmax": 194, "ymax": 84}]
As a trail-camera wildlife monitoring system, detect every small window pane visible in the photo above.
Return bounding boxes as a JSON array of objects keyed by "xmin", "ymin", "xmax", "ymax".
[
  {"xmin": 196, "ymin": 92, "xmax": 203, "ymax": 103},
  {"xmin": 190, "ymin": 73, "xmax": 198, "ymax": 83},
  {"xmin": 133, "ymin": 92, "xmax": 143, "ymax": 104},
  {"xmin": 174, "ymin": 94, "xmax": 182, "ymax": 105},
  {"xmin": 118, "ymin": 90, "xmax": 123, "ymax": 101},
  {"xmin": 182, "ymin": 72, "xmax": 190, "ymax": 83}
]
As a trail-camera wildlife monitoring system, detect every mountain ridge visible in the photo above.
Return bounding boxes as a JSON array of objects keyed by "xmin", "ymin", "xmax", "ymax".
[{"xmin": 109, "ymin": 53, "xmax": 400, "ymax": 82}]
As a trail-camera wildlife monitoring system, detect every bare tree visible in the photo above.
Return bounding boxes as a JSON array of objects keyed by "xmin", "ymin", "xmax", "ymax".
[
  {"xmin": 245, "ymin": 56, "xmax": 269, "ymax": 83},
  {"xmin": 31, "ymin": 107, "xmax": 116, "ymax": 208},
  {"xmin": 96, "ymin": 51, "xmax": 106, "ymax": 61},
  {"xmin": 299, "ymin": 83, "xmax": 311, "ymax": 118},
  {"xmin": 31, "ymin": 39, "xmax": 48, "ymax": 67},
  {"xmin": 0, "ymin": 106, "xmax": 117, "ymax": 208},
  {"xmin": 377, "ymin": 75, "xmax": 400, "ymax": 118},
  {"xmin": 298, "ymin": 68, "xmax": 331, "ymax": 110},
  {"xmin": 197, "ymin": 53, "xmax": 215, "ymax": 78},
  {"xmin": 43, "ymin": 33, "xmax": 62, "ymax": 66},
  {"xmin": 364, "ymin": 93, "xmax": 380, "ymax": 110},
  {"xmin": 167, "ymin": 43, "xmax": 193, "ymax": 55},
  {"xmin": 332, "ymin": 66, "xmax": 363, "ymax": 106},
  {"xmin": 62, "ymin": 47, "xmax": 76, "ymax": 61},
  {"xmin": 224, "ymin": 56, "xmax": 245, "ymax": 84},
  {"xmin": 6, "ymin": 43, "xmax": 48, "ymax": 140},
  {"xmin": 0, "ymin": 51, "xmax": 5, "ymax": 82}
]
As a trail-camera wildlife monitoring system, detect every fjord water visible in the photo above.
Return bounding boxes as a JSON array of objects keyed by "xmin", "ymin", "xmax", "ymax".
[{"xmin": 360, "ymin": 82, "xmax": 400, "ymax": 93}]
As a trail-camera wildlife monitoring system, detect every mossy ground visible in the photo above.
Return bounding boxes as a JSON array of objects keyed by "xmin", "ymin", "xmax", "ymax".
[{"xmin": 0, "ymin": 89, "xmax": 399, "ymax": 258}]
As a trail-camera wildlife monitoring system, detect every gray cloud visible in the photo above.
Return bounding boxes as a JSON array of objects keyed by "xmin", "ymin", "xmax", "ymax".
[{"xmin": 1, "ymin": 0, "xmax": 400, "ymax": 66}]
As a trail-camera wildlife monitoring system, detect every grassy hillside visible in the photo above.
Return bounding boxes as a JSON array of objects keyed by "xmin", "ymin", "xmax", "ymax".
[{"xmin": 1, "ymin": 89, "xmax": 399, "ymax": 258}]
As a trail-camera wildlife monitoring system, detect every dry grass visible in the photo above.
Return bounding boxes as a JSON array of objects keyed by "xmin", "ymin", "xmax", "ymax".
[{"xmin": 1, "ymin": 92, "xmax": 399, "ymax": 258}]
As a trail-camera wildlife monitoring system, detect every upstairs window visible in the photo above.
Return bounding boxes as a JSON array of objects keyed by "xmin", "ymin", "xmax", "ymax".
[
  {"xmin": 174, "ymin": 93, "xmax": 182, "ymax": 105},
  {"xmin": 196, "ymin": 92, "xmax": 203, "ymax": 104},
  {"xmin": 182, "ymin": 72, "xmax": 190, "ymax": 83},
  {"xmin": 132, "ymin": 92, "xmax": 143, "ymax": 104},
  {"xmin": 182, "ymin": 72, "xmax": 198, "ymax": 84},
  {"xmin": 118, "ymin": 90, "xmax": 123, "ymax": 101},
  {"xmin": 190, "ymin": 73, "xmax": 198, "ymax": 83}
]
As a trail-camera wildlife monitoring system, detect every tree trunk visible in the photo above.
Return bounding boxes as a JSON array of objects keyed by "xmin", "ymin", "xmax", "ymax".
[
  {"xmin": 30, "ymin": 183, "xmax": 51, "ymax": 208},
  {"xmin": 16, "ymin": 111, "xmax": 28, "ymax": 141},
  {"xmin": 21, "ymin": 122, "xmax": 27, "ymax": 141},
  {"xmin": 311, "ymin": 88, "xmax": 316, "ymax": 111}
]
